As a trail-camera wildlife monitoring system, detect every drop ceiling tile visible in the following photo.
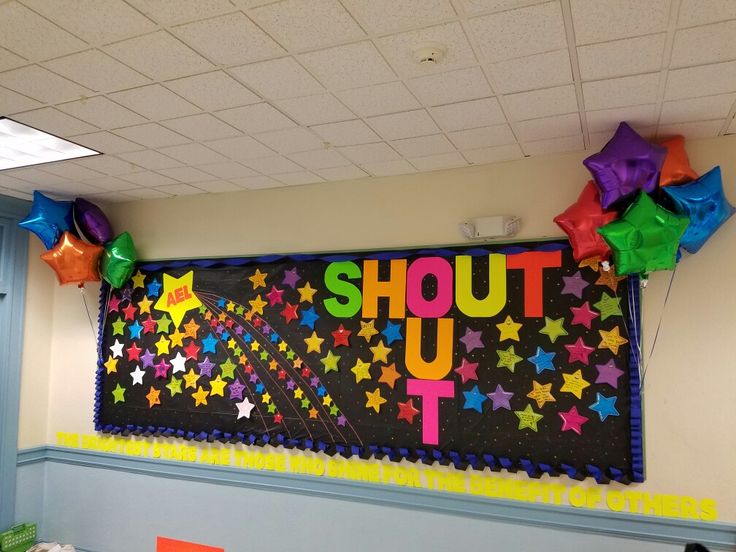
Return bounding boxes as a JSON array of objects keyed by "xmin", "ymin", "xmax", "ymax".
[
  {"xmin": 670, "ymin": 21, "xmax": 736, "ymax": 68},
  {"xmin": 117, "ymin": 150, "xmax": 183, "ymax": 170},
  {"xmin": 310, "ymin": 120, "xmax": 380, "ymax": 146},
  {"xmin": 157, "ymin": 166, "xmax": 217, "ymax": 184},
  {"xmin": 0, "ymin": 188, "xmax": 33, "ymax": 200},
  {"xmin": 196, "ymin": 162, "xmax": 258, "ymax": 179},
  {"xmin": 287, "ymin": 149, "xmax": 351, "ymax": 169},
  {"xmin": 570, "ymin": 0, "xmax": 670, "ymax": 45},
  {"xmin": 447, "ymin": 124, "xmax": 516, "ymax": 149},
  {"xmin": 39, "ymin": 161, "xmax": 104, "ymax": 181},
  {"xmin": 5, "ymin": 167, "xmax": 70, "ymax": 185},
  {"xmin": 665, "ymin": 61, "xmax": 736, "ymax": 101},
  {"xmin": 379, "ymin": 22, "xmax": 476, "ymax": 78},
  {"xmin": 82, "ymin": 176, "xmax": 140, "ymax": 191},
  {"xmin": 274, "ymin": 171, "xmax": 325, "ymax": 185},
  {"xmin": 410, "ymin": 152, "xmax": 468, "ymax": 171},
  {"xmin": 489, "ymin": 49, "xmax": 572, "ymax": 94},
  {"xmin": 11, "ymin": 107, "xmax": 98, "ymax": 136},
  {"xmin": 408, "ymin": 67, "xmax": 492, "ymax": 106},
  {"xmin": 505, "ymin": 84, "xmax": 578, "ymax": 121},
  {"xmin": 204, "ymin": 136, "xmax": 275, "ymax": 161},
  {"xmin": 0, "ymin": 2, "xmax": 86, "ymax": 61},
  {"xmin": 67, "ymin": 131, "xmax": 143, "ymax": 154},
  {"xmin": 335, "ymin": 82, "xmax": 420, "ymax": 117},
  {"xmin": 586, "ymin": 104, "xmax": 658, "ymax": 134},
  {"xmin": 0, "ymin": 65, "xmax": 92, "ymax": 104},
  {"xmin": 391, "ymin": 134, "xmax": 456, "ymax": 157},
  {"xmin": 157, "ymin": 143, "xmax": 230, "ymax": 165},
  {"xmin": 161, "ymin": 114, "xmax": 241, "ymax": 141},
  {"xmin": 124, "ymin": 187, "xmax": 173, "ymax": 199},
  {"xmin": 0, "ymin": 173, "xmax": 36, "ymax": 190},
  {"xmin": 315, "ymin": 164, "xmax": 368, "ymax": 181},
  {"xmin": 125, "ymin": 0, "xmax": 237, "ymax": 26},
  {"xmin": 243, "ymin": 156, "xmax": 304, "ymax": 175},
  {"xmin": 88, "ymin": 190, "xmax": 138, "ymax": 202},
  {"xmin": 20, "ymin": 0, "xmax": 157, "ymax": 45},
  {"xmin": 360, "ymin": 159, "xmax": 416, "ymax": 176},
  {"xmin": 192, "ymin": 180, "xmax": 243, "ymax": 193},
  {"xmin": 39, "ymin": 181, "xmax": 107, "ymax": 197},
  {"xmin": 367, "ymin": 110, "xmax": 439, "ymax": 140},
  {"xmin": 110, "ymin": 85, "xmax": 201, "ymax": 120},
  {"xmin": 0, "ymin": 86, "xmax": 42, "ymax": 114},
  {"xmin": 338, "ymin": 142, "xmax": 401, "ymax": 164},
  {"xmin": 166, "ymin": 71, "xmax": 261, "ymax": 111},
  {"xmin": 229, "ymin": 175, "xmax": 281, "ymax": 189},
  {"xmin": 44, "ymin": 50, "xmax": 150, "ymax": 93},
  {"xmin": 582, "ymin": 73, "xmax": 660, "ymax": 111},
  {"xmin": 299, "ymin": 41, "xmax": 396, "ymax": 91},
  {"xmin": 172, "ymin": 12, "xmax": 285, "ymax": 66},
  {"xmin": 215, "ymin": 104, "xmax": 296, "ymax": 134},
  {"xmin": 105, "ymin": 31, "xmax": 214, "ymax": 81},
  {"xmin": 461, "ymin": 143, "xmax": 524, "ymax": 165},
  {"xmin": 515, "ymin": 113, "xmax": 582, "ymax": 142},
  {"xmin": 343, "ymin": 0, "xmax": 455, "ymax": 34},
  {"xmin": 469, "ymin": 2, "xmax": 566, "ymax": 62},
  {"xmin": 658, "ymin": 120, "xmax": 724, "ymax": 140},
  {"xmin": 154, "ymin": 183, "xmax": 207, "ymax": 196},
  {"xmin": 521, "ymin": 134, "xmax": 584, "ymax": 156},
  {"xmin": 275, "ymin": 94, "xmax": 354, "ymax": 126},
  {"xmin": 249, "ymin": 0, "xmax": 365, "ymax": 51},
  {"xmin": 577, "ymin": 34, "xmax": 666, "ymax": 81},
  {"xmin": 119, "ymin": 171, "xmax": 179, "ymax": 186},
  {"xmin": 255, "ymin": 127, "xmax": 324, "ymax": 154},
  {"xmin": 677, "ymin": 0, "xmax": 736, "ymax": 28},
  {"xmin": 230, "ymin": 58, "xmax": 323, "ymax": 101},
  {"xmin": 0, "ymin": 48, "xmax": 27, "ymax": 72},
  {"xmin": 74, "ymin": 155, "xmax": 141, "ymax": 175},
  {"xmin": 726, "ymin": 118, "xmax": 736, "ymax": 134},
  {"xmin": 114, "ymin": 123, "xmax": 191, "ymax": 148},
  {"xmin": 58, "ymin": 96, "xmax": 148, "ymax": 128},
  {"xmin": 430, "ymin": 98, "xmax": 506, "ymax": 132},
  {"xmin": 659, "ymin": 93, "xmax": 736, "ymax": 124}
]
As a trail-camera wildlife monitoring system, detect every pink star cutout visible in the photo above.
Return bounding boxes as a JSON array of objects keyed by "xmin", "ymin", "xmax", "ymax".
[
  {"xmin": 570, "ymin": 301, "xmax": 600, "ymax": 329},
  {"xmin": 564, "ymin": 337, "xmax": 595, "ymax": 364},
  {"xmin": 453, "ymin": 358, "xmax": 480, "ymax": 384},
  {"xmin": 558, "ymin": 406, "xmax": 589, "ymax": 435},
  {"xmin": 266, "ymin": 285, "xmax": 285, "ymax": 306}
]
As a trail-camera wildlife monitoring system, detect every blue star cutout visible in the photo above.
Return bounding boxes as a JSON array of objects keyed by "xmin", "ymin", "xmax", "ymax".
[
  {"xmin": 243, "ymin": 334, "xmax": 253, "ymax": 344},
  {"xmin": 300, "ymin": 307, "xmax": 320, "ymax": 330},
  {"xmin": 462, "ymin": 385, "xmax": 487, "ymax": 413},
  {"xmin": 221, "ymin": 331, "xmax": 230, "ymax": 341},
  {"xmin": 270, "ymin": 332, "xmax": 280, "ymax": 343},
  {"xmin": 317, "ymin": 385, "xmax": 326, "ymax": 397},
  {"xmin": 382, "ymin": 321, "xmax": 403, "ymax": 345},
  {"xmin": 146, "ymin": 278, "xmax": 162, "ymax": 297},
  {"xmin": 255, "ymin": 383, "xmax": 265, "ymax": 394},
  {"xmin": 217, "ymin": 298, "xmax": 226, "ymax": 308},
  {"xmin": 201, "ymin": 333, "xmax": 218, "ymax": 354},
  {"xmin": 527, "ymin": 347, "xmax": 556, "ymax": 374},
  {"xmin": 590, "ymin": 393, "xmax": 619, "ymax": 421},
  {"xmin": 128, "ymin": 320, "xmax": 143, "ymax": 340}
]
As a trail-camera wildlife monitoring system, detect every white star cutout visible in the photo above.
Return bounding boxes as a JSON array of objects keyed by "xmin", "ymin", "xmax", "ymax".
[
  {"xmin": 109, "ymin": 339, "xmax": 124, "ymax": 358},
  {"xmin": 236, "ymin": 398, "xmax": 255, "ymax": 420},
  {"xmin": 170, "ymin": 351, "xmax": 187, "ymax": 374},
  {"xmin": 130, "ymin": 365, "xmax": 145, "ymax": 386}
]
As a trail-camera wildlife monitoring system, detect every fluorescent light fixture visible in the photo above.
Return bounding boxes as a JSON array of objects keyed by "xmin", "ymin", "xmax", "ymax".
[{"xmin": 0, "ymin": 117, "xmax": 100, "ymax": 171}]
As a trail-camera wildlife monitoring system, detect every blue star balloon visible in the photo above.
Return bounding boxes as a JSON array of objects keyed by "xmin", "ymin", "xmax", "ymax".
[
  {"xmin": 18, "ymin": 191, "xmax": 74, "ymax": 249},
  {"xmin": 662, "ymin": 166, "xmax": 734, "ymax": 254}
]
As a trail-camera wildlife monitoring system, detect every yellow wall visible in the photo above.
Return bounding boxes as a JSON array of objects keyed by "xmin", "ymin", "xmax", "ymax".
[{"xmin": 18, "ymin": 134, "xmax": 736, "ymax": 521}]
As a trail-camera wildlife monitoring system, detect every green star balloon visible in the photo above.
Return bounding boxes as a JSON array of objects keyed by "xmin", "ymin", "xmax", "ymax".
[
  {"xmin": 100, "ymin": 232, "xmax": 137, "ymax": 288},
  {"xmin": 598, "ymin": 192, "xmax": 689, "ymax": 276}
]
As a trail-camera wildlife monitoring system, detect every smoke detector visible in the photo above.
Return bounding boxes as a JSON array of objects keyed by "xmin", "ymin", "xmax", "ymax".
[{"xmin": 412, "ymin": 42, "xmax": 447, "ymax": 65}]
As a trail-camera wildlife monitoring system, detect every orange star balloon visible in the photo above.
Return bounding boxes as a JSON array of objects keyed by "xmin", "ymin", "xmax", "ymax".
[
  {"xmin": 659, "ymin": 135, "xmax": 698, "ymax": 187},
  {"xmin": 40, "ymin": 231, "xmax": 103, "ymax": 285}
]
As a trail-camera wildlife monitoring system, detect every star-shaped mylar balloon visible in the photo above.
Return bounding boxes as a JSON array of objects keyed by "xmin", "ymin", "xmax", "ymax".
[
  {"xmin": 18, "ymin": 191, "xmax": 75, "ymax": 249},
  {"xmin": 662, "ymin": 166, "xmax": 734, "ymax": 253},
  {"xmin": 597, "ymin": 192, "xmax": 689, "ymax": 276},
  {"xmin": 40, "ymin": 231, "xmax": 103, "ymax": 285}
]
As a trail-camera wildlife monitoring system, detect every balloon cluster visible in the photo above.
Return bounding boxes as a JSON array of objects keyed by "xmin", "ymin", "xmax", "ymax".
[
  {"xmin": 555, "ymin": 122, "xmax": 734, "ymax": 276},
  {"xmin": 19, "ymin": 191, "xmax": 137, "ymax": 288}
]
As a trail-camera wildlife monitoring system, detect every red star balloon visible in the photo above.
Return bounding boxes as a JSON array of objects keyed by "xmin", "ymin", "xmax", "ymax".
[
  {"xmin": 658, "ymin": 135, "xmax": 698, "ymax": 187},
  {"xmin": 554, "ymin": 181, "xmax": 618, "ymax": 262},
  {"xmin": 40, "ymin": 231, "xmax": 103, "ymax": 285}
]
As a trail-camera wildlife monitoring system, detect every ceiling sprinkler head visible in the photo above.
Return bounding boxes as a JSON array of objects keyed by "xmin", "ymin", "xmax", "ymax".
[{"xmin": 412, "ymin": 42, "xmax": 447, "ymax": 65}]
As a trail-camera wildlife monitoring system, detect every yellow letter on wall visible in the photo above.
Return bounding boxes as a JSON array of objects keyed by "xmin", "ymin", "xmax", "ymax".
[{"xmin": 455, "ymin": 254, "xmax": 507, "ymax": 317}]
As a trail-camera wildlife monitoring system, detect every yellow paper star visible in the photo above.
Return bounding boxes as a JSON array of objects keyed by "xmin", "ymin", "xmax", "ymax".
[
  {"xmin": 131, "ymin": 270, "xmax": 146, "ymax": 289},
  {"xmin": 598, "ymin": 326, "xmax": 629, "ymax": 355},
  {"xmin": 351, "ymin": 358, "xmax": 372, "ymax": 383},
  {"xmin": 262, "ymin": 392, "xmax": 272, "ymax": 404},
  {"xmin": 192, "ymin": 386, "xmax": 209, "ymax": 407},
  {"xmin": 304, "ymin": 331, "xmax": 324, "ymax": 354},
  {"xmin": 322, "ymin": 395, "xmax": 333, "ymax": 407},
  {"xmin": 294, "ymin": 388, "xmax": 304, "ymax": 399},
  {"xmin": 579, "ymin": 256, "xmax": 601, "ymax": 271},
  {"xmin": 137, "ymin": 295, "xmax": 153, "ymax": 314},
  {"xmin": 169, "ymin": 328, "xmax": 185, "ymax": 348},
  {"xmin": 155, "ymin": 335, "xmax": 170, "ymax": 355},
  {"xmin": 358, "ymin": 319, "xmax": 378, "ymax": 342},
  {"xmin": 153, "ymin": 271, "xmax": 202, "ymax": 328},
  {"xmin": 369, "ymin": 339, "xmax": 392, "ymax": 363},
  {"xmin": 496, "ymin": 315, "xmax": 522, "ymax": 341},
  {"xmin": 539, "ymin": 316, "xmax": 568, "ymax": 343},
  {"xmin": 560, "ymin": 370, "xmax": 591, "ymax": 399},
  {"xmin": 365, "ymin": 388, "xmax": 387, "ymax": 413},
  {"xmin": 527, "ymin": 380, "xmax": 556, "ymax": 408},
  {"xmin": 104, "ymin": 355, "xmax": 118, "ymax": 374},
  {"xmin": 297, "ymin": 281, "xmax": 318, "ymax": 303},
  {"xmin": 249, "ymin": 294, "xmax": 267, "ymax": 315},
  {"xmin": 183, "ymin": 368, "xmax": 200, "ymax": 390},
  {"xmin": 145, "ymin": 386, "xmax": 160, "ymax": 408},
  {"xmin": 515, "ymin": 404, "xmax": 543, "ymax": 431},
  {"xmin": 227, "ymin": 338, "xmax": 237, "ymax": 351},
  {"xmin": 278, "ymin": 341, "xmax": 288, "ymax": 352},
  {"xmin": 249, "ymin": 269, "xmax": 268, "ymax": 289},
  {"xmin": 250, "ymin": 341, "xmax": 260, "ymax": 352},
  {"xmin": 209, "ymin": 375, "xmax": 227, "ymax": 397},
  {"xmin": 226, "ymin": 301, "xmax": 235, "ymax": 312}
]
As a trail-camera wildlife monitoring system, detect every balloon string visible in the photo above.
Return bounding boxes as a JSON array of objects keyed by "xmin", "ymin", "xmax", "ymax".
[
  {"xmin": 80, "ymin": 286, "xmax": 99, "ymax": 348},
  {"xmin": 640, "ymin": 265, "xmax": 678, "ymax": 387}
]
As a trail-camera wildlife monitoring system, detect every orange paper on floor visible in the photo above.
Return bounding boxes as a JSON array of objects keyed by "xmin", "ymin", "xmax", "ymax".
[{"xmin": 156, "ymin": 536, "xmax": 224, "ymax": 552}]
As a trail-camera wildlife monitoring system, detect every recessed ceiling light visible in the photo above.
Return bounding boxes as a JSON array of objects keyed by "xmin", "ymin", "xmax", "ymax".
[{"xmin": 0, "ymin": 117, "xmax": 101, "ymax": 171}]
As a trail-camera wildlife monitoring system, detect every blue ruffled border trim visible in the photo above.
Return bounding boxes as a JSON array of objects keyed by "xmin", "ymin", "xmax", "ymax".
[{"xmin": 95, "ymin": 241, "xmax": 645, "ymax": 485}]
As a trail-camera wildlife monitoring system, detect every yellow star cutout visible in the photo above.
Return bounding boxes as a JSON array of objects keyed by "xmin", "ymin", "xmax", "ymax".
[
  {"xmin": 304, "ymin": 331, "xmax": 324, "ymax": 354},
  {"xmin": 250, "ymin": 341, "xmax": 260, "ymax": 352},
  {"xmin": 226, "ymin": 301, "xmax": 235, "ymax": 312},
  {"xmin": 358, "ymin": 319, "xmax": 378, "ymax": 342},
  {"xmin": 579, "ymin": 256, "xmax": 601, "ymax": 272},
  {"xmin": 104, "ymin": 355, "xmax": 118, "ymax": 374},
  {"xmin": 153, "ymin": 271, "xmax": 202, "ymax": 329},
  {"xmin": 527, "ymin": 380, "xmax": 556, "ymax": 408},
  {"xmin": 351, "ymin": 358, "xmax": 372, "ymax": 383},
  {"xmin": 249, "ymin": 269, "xmax": 268, "ymax": 290},
  {"xmin": 496, "ymin": 315, "xmax": 522, "ymax": 341},
  {"xmin": 155, "ymin": 335, "xmax": 170, "ymax": 355},
  {"xmin": 560, "ymin": 370, "xmax": 591, "ymax": 399},
  {"xmin": 192, "ymin": 386, "xmax": 209, "ymax": 407},
  {"xmin": 137, "ymin": 295, "xmax": 153, "ymax": 314},
  {"xmin": 183, "ymin": 318, "xmax": 200, "ymax": 339},
  {"xmin": 131, "ymin": 270, "xmax": 146, "ymax": 289},
  {"xmin": 182, "ymin": 368, "xmax": 200, "ymax": 390},
  {"xmin": 262, "ymin": 392, "xmax": 271, "ymax": 404},
  {"xmin": 369, "ymin": 340, "xmax": 392, "ymax": 363},
  {"xmin": 297, "ymin": 281, "xmax": 318, "ymax": 303},
  {"xmin": 598, "ymin": 326, "xmax": 629, "ymax": 355},
  {"xmin": 322, "ymin": 395, "xmax": 333, "ymax": 407},
  {"xmin": 278, "ymin": 341, "xmax": 288, "ymax": 352},
  {"xmin": 169, "ymin": 328, "xmax": 185, "ymax": 348},
  {"xmin": 294, "ymin": 388, "xmax": 304, "ymax": 399},
  {"xmin": 209, "ymin": 375, "xmax": 227, "ymax": 397},
  {"xmin": 227, "ymin": 338, "xmax": 237, "ymax": 351},
  {"xmin": 249, "ymin": 294, "xmax": 267, "ymax": 315},
  {"xmin": 365, "ymin": 388, "xmax": 386, "ymax": 413}
]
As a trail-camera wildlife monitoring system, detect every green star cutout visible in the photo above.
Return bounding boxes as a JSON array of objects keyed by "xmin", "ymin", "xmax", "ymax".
[
  {"xmin": 496, "ymin": 345, "xmax": 523, "ymax": 372},
  {"xmin": 515, "ymin": 404, "xmax": 544, "ymax": 431},
  {"xmin": 329, "ymin": 405, "xmax": 339, "ymax": 416},
  {"xmin": 267, "ymin": 403, "xmax": 276, "ymax": 414},
  {"xmin": 235, "ymin": 305, "xmax": 244, "ymax": 315},
  {"xmin": 198, "ymin": 305, "xmax": 207, "ymax": 314},
  {"xmin": 111, "ymin": 317, "xmax": 126, "ymax": 336},
  {"xmin": 539, "ymin": 316, "xmax": 568, "ymax": 343},
  {"xmin": 220, "ymin": 358, "xmax": 237, "ymax": 379},
  {"xmin": 166, "ymin": 376, "xmax": 182, "ymax": 397},
  {"xmin": 286, "ymin": 350, "xmax": 296, "ymax": 360},
  {"xmin": 301, "ymin": 398, "xmax": 311, "ymax": 409},
  {"xmin": 234, "ymin": 347, "xmax": 242, "ymax": 356},
  {"xmin": 594, "ymin": 292, "xmax": 623, "ymax": 321},
  {"xmin": 112, "ymin": 383, "xmax": 126, "ymax": 404},
  {"xmin": 320, "ymin": 350, "xmax": 341, "ymax": 373},
  {"xmin": 156, "ymin": 314, "xmax": 172, "ymax": 333},
  {"xmin": 259, "ymin": 351, "xmax": 269, "ymax": 361}
]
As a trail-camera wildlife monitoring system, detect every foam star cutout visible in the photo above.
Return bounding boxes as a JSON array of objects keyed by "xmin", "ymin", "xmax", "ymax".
[
  {"xmin": 249, "ymin": 269, "xmax": 268, "ymax": 289},
  {"xmin": 369, "ymin": 340, "xmax": 392, "ymax": 363},
  {"xmin": 570, "ymin": 301, "xmax": 599, "ymax": 329},
  {"xmin": 322, "ymin": 395, "xmax": 333, "ymax": 407},
  {"xmin": 527, "ymin": 380, "xmax": 556, "ymax": 408},
  {"xmin": 166, "ymin": 376, "xmax": 182, "ymax": 397},
  {"xmin": 209, "ymin": 375, "xmax": 227, "ymax": 397},
  {"xmin": 183, "ymin": 368, "xmax": 200, "ymax": 390},
  {"xmin": 145, "ymin": 386, "xmax": 161, "ymax": 408},
  {"xmin": 300, "ymin": 307, "xmax": 320, "ymax": 330},
  {"xmin": 487, "ymin": 384, "xmax": 514, "ymax": 411},
  {"xmin": 304, "ymin": 331, "xmax": 324, "ymax": 353},
  {"xmin": 248, "ymin": 295, "xmax": 267, "ymax": 315},
  {"xmin": 358, "ymin": 319, "xmax": 379, "ymax": 342},
  {"xmin": 300, "ymin": 397, "xmax": 310, "ymax": 409},
  {"xmin": 565, "ymin": 336, "xmax": 595, "ymax": 365},
  {"xmin": 459, "ymin": 327, "xmax": 484, "ymax": 353},
  {"xmin": 560, "ymin": 369, "xmax": 591, "ymax": 399},
  {"xmin": 594, "ymin": 292, "xmax": 623, "ymax": 321},
  {"xmin": 220, "ymin": 358, "xmax": 237, "ymax": 379},
  {"xmin": 122, "ymin": 303, "xmax": 137, "ymax": 321},
  {"xmin": 351, "ymin": 358, "xmax": 372, "ymax": 383},
  {"xmin": 381, "ymin": 321, "xmax": 403, "ymax": 345},
  {"xmin": 109, "ymin": 339, "xmax": 124, "ymax": 358},
  {"xmin": 104, "ymin": 355, "xmax": 118, "ymax": 374},
  {"xmin": 331, "ymin": 324, "xmax": 351, "ymax": 347},
  {"xmin": 282, "ymin": 267, "xmax": 301, "ymax": 289},
  {"xmin": 167, "ymin": 329, "xmax": 184, "ymax": 348},
  {"xmin": 111, "ymin": 318, "xmax": 126, "ymax": 336},
  {"xmin": 297, "ymin": 281, "xmax": 317, "ymax": 303},
  {"xmin": 294, "ymin": 388, "xmax": 304, "ymax": 399},
  {"xmin": 496, "ymin": 315, "xmax": 522, "ymax": 341},
  {"xmin": 266, "ymin": 285, "xmax": 284, "ymax": 306},
  {"xmin": 539, "ymin": 316, "xmax": 568, "ymax": 343},
  {"xmin": 320, "ymin": 350, "xmax": 341, "ymax": 373},
  {"xmin": 463, "ymin": 385, "xmax": 487, "ymax": 413},
  {"xmin": 595, "ymin": 359, "xmax": 624, "ymax": 388},
  {"xmin": 559, "ymin": 406, "xmax": 589, "ymax": 435},
  {"xmin": 112, "ymin": 383, "xmax": 126, "ymax": 404},
  {"xmin": 268, "ymin": 403, "xmax": 277, "ymax": 414},
  {"xmin": 590, "ymin": 392, "xmax": 619, "ymax": 421},
  {"xmin": 527, "ymin": 347, "xmax": 555, "ymax": 374},
  {"xmin": 261, "ymin": 392, "xmax": 272, "ymax": 404},
  {"xmin": 229, "ymin": 381, "xmax": 245, "ymax": 400},
  {"xmin": 579, "ymin": 256, "xmax": 601, "ymax": 272},
  {"xmin": 236, "ymin": 398, "xmax": 255, "ymax": 419},
  {"xmin": 496, "ymin": 345, "xmax": 523, "ymax": 372},
  {"xmin": 147, "ymin": 278, "xmax": 161, "ymax": 297},
  {"xmin": 454, "ymin": 357, "xmax": 479, "ymax": 384},
  {"xmin": 280, "ymin": 302, "xmax": 299, "ymax": 323},
  {"xmin": 198, "ymin": 357, "xmax": 215, "ymax": 378},
  {"xmin": 192, "ymin": 386, "xmax": 209, "ymax": 407},
  {"xmin": 397, "ymin": 398, "xmax": 420, "ymax": 423},
  {"xmin": 170, "ymin": 351, "xmax": 187, "ymax": 374},
  {"xmin": 130, "ymin": 270, "xmax": 145, "ymax": 289},
  {"xmin": 307, "ymin": 407, "xmax": 317, "ymax": 419},
  {"xmin": 378, "ymin": 363, "xmax": 401, "ymax": 389},
  {"xmin": 140, "ymin": 349, "xmax": 155, "ymax": 369},
  {"xmin": 128, "ymin": 320, "xmax": 143, "ymax": 340},
  {"xmin": 141, "ymin": 317, "xmax": 156, "ymax": 334},
  {"xmin": 126, "ymin": 342, "xmax": 142, "ymax": 362},
  {"xmin": 596, "ymin": 268, "xmax": 626, "ymax": 292},
  {"xmin": 201, "ymin": 333, "xmax": 218, "ymax": 354},
  {"xmin": 153, "ymin": 271, "xmax": 202, "ymax": 329},
  {"xmin": 155, "ymin": 335, "xmax": 171, "ymax": 355},
  {"xmin": 154, "ymin": 359, "xmax": 170, "ymax": 379},
  {"xmin": 365, "ymin": 388, "xmax": 387, "ymax": 413},
  {"xmin": 561, "ymin": 271, "xmax": 589, "ymax": 299},
  {"xmin": 183, "ymin": 340, "xmax": 200, "ymax": 361},
  {"xmin": 515, "ymin": 404, "xmax": 543, "ymax": 431},
  {"xmin": 130, "ymin": 365, "xmax": 145, "ymax": 386},
  {"xmin": 137, "ymin": 295, "xmax": 153, "ymax": 314},
  {"xmin": 108, "ymin": 295, "xmax": 121, "ymax": 313},
  {"xmin": 598, "ymin": 326, "xmax": 629, "ymax": 355}
]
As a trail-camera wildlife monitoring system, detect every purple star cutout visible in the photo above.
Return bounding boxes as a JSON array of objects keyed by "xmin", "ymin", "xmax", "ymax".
[
  {"xmin": 487, "ymin": 384, "xmax": 514, "ymax": 411},
  {"xmin": 459, "ymin": 327, "xmax": 484, "ymax": 353},
  {"xmin": 216, "ymin": 324, "xmax": 225, "ymax": 334},
  {"xmin": 262, "ymin": 324, "xmax": 271, "ymax": 336},
  {"xmin": 249, "ymin": 373, "xmax": 259, "ymax": 384},
  {"xmin": 282, "ymin": 267, "xmax": 301, "ymax": 289},
  {"xmin": 310, "ymin": 375, "xmax": 320, "ymax": 387},
  {"xmin": 121, "ymin": 286, "xmax": 133, "ymax": 303},
  {"xmin": 198, "ymin": 356, "xmax": 215, "ymax": 377},
  {"xmin": 234, "ymin": 326, "xmax": 244, "ymax": 336},
  {"xmin": 336, "ymin": 414, "xmax": 347, "ymax": 426},
  {"xmin": 286, "ymin": 379, "xmax": 296, "ymax": 390},
  {"xmin": 140, "ymin": 348, "xmax": 155, "ymax": 369},
  {"xmin": 229, "ymin": 381, "xmax": 246, "ymax": 400},
  {"xmin": 595, "ymin": 359, "xmax": 624, "ymax": 388},
  {"xmin": 154, "ymin": 359, "xmax": 170, "ymax": 379},
  {"xmin": 561, "ymin": 271, "xmax": 589, "ymax": 299}
]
